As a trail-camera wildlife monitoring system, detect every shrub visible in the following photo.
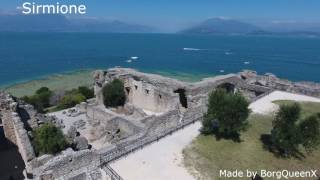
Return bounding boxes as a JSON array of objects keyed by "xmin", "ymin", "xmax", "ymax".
[
  {"xmin": 102, "ymin": 79, "xmax": 126, "ymax": 107},
  {"xmin": 32, "ymin": 123, "xmax": 68, "ymax": 155},
  {"xmin": 56, "ymin": 93, "xmax": 86, "ymax": 110},
  {"xmin": 22, "ymin": 86, "xmax": 94, "ymax": 112},
  {"xmin": 22, "ymin": 87, "xmax": 52, "ymax": 113},
  {"xmin": 36, "ymin": 87, "xmax": 51, "ymax": 94},
  {"xmin": 201, "ymin": 88, "xmax": 250, "ymax": 141},
  {"xmin": 77, "ymin": 86, "xmax": 94, "ymax": 99},
  {"xmin": 299, "ymin": 115, "xmax": 320, "ymax": 152}
]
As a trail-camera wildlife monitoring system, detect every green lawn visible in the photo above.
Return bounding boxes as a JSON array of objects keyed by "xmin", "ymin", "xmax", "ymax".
[
  {"xmin": 183, "ymin": 101, "xmax": 320, "ymax": 180},
  {"xmin": 274, "ymin": 100, "xmax": 320, "ymax": 119}
]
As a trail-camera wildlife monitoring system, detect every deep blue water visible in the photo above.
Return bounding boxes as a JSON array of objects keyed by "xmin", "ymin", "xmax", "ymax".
[{"xmin": 0, "ymin": 32, "xmax": 320, "ymax": 86}]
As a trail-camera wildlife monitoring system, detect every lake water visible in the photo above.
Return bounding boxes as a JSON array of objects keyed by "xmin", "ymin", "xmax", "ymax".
[{"xmin": 1, "ymin": 33, "xmax": 320, "ymax": 86}]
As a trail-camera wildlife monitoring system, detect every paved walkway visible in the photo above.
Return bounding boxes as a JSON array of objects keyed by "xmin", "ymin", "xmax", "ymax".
[
  {"xmin": 110, "ymin": 121, "xmax": 201, "ymax": 180},
  {"xmin": 249, "ymin": 90, "xmax": 320, "ymax": 115}
]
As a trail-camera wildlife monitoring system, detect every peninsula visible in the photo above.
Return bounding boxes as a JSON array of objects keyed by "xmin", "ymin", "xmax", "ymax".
[{"xmin": 0, "ymin": 68, "xmax": 319, "ymax": 179}]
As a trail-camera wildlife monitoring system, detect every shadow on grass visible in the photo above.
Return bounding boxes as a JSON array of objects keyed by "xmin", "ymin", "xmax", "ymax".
[
  {"xmin": 212, "ymin": 131, "xmax": 242, "ymax": 143},
  {"xmin": 260, "ymin": 134, "xmax": 305, "ymax": 160}
]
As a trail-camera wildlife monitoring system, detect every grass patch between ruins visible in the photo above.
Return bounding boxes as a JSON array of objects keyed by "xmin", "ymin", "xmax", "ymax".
[{"xmin": 182, "ymin": 101, "xmax": 320, "ymax": 180}]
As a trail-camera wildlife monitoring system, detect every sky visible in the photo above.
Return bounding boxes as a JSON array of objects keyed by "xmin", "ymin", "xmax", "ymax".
[{"xmin": 1, "ymin": 0, "xmax": 320, "ymax": 31}]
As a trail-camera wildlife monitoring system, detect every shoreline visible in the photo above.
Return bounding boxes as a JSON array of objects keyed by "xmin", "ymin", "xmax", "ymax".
[
  {"xmin": 0, "ymin": 68, "xmax": 213, "ymax": 97},
  {"xmin": 0, "ymin": 69, "xmax": 94, "ymax": 97},
  {"xmin": 0, "ymin": 69, "xmax": 94, "ymax": 89}
]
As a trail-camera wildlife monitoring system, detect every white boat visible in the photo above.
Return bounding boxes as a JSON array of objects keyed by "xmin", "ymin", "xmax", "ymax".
[
  {"xmin": 126, "ymin": 59, "xmax": 132, "ymax": 63},
  {"xmin": 131, "ymin": 56, "xmax": 139, "ymax": 60},
  {"xmin": 244, "ymin": 61, "xmax": 250, "ymax": 65}
]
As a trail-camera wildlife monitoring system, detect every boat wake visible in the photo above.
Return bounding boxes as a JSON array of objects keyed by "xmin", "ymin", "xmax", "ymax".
[
  {"xmin": 126, "ymin": 56, "xmax": 139, "ymax": 63},
  {"xmin": 183, "ymin": 48, "xmax": 201, "ymax": 51}
]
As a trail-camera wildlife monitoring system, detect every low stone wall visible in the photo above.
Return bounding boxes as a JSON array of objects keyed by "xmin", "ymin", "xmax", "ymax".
[
  {"xmin": 144, "ymin": 109, "xmax": 181, "ymax": 137},
  {"xmin": 32, "ymin": 149, "xmax": 100, "ymax": 180}
]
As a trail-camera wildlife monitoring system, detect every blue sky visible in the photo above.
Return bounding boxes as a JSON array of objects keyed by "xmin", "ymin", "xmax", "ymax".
[{"xmin": 1, "ymin": 0, "xmax": 320, "ymax": 30}]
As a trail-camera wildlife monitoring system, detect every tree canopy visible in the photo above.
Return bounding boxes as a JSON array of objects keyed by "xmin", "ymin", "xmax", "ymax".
[
  {"xmin": 22, "ymin": 87, "xmax": 52, "ymax": 113},
  {"xmin": 32, "ymin": 123, "xmax": 68, "ymax": 155},
  {"xmin": 102, "ymin": 79, "xmax": 126, "ymax": 108},
  {"xmin": 22, "ymin": 86, "xmax": 94, "ymax": 112},
  {"xmin": 201, "ymin": 88, "xmax": 250, "ymax": 141},
  {"xmin": 271, "ymin": 103, "xmax": 320, "ymax": 156}
]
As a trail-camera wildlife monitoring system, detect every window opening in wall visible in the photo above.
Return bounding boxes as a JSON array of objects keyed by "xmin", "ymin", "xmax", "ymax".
[{"xmin": 174, "ymin": 89, "xmax": 188, "ymax": 108}]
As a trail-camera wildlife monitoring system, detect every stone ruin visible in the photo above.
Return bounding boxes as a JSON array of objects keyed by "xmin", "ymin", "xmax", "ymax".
[
  {"xmin": 239, "ymin": 70, "xmax": 320, "ymax": 98},
  {"xmin": 1, "ymin": 67, "xmax": 319, "ymax": 180}
]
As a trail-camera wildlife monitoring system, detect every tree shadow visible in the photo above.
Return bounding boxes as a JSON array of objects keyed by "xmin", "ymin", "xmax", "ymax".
[
  {"xmin": 213, "ymin": 130, "xmax": 242, "ymax": 143},
  {"xmin": 260, "ymin": 134, "xmax": 305, "ymax": 159}
]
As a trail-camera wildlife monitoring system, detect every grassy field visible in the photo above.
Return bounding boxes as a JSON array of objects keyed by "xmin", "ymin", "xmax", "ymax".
[
  {"xmin": 183, "ymin": 101, "xmax": 320, "ymax": 180},
  {"xmin": 0, "ymin": 70, "xmax": 93, "ymax": 97},
  {"xmin": 274, "ymin": 100, "xmax": 320, "ymax": 119}
]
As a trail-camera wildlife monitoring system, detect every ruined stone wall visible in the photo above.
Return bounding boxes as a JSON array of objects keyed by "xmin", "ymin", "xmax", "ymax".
[
  {"xmin": 240, "ymin": 70, "xmax": 320, "ymax": 98},
  {"xmin": 123, "ymin": 77, "xmax": 179, "ymax": 112},
  {"xmin": 98, "ymin": 105, "xmax": 202, "ymax": 164},
  {"xmin": 31, "ymin": 149, "xmax": 101, "ymax": 180},
  {"xmin": 86, "ymin": 105, "xmax": 143, "ymax": 142},
  {"xmin": 0, "ymin": 93, "xmax": 18, "ymax": 145},
  {"xmin": 143, "ymin": 109, "xmax": 181, "ymax": 136},
  {"xmin": 0, "ymin": 92, "xmax": 36, "ymax": 173},
  {"xmin": 2, "ymin": 110, "xmax": 17, "ymax": 145},
  {"xmin": 12, "ymin": 112, "xmax": 36, "ymax": 172}
]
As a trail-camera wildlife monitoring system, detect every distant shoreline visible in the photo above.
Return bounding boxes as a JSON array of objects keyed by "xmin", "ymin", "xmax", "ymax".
[
  {"xmin": 0, "ymin": 68, "xmax": 213, "ymax": 97},
  {"xmin": 0, "ymin": 69, "xmax": 94, "ymax": 97}
]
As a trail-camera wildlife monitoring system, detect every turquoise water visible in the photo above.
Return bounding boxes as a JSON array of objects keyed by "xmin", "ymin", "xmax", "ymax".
[{"xmin": 0, "ymin": 32, "xmax": 320, "ymax": 86}]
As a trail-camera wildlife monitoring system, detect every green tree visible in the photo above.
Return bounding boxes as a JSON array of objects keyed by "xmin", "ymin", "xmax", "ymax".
[
  {"xmin": 102, "ymin": 79, "xmax": 126, "ymax": 107},
  {"xmin": 271, "ymin": 103, "xmax": 301, "ymax": 156},
  {"xmin": 271, "ymin": 103, "xmax": 320, "ymax": 156},
  {"xmin": 201, "ymin": 89, "xmax": 250, "ymax": 140},
  {"xmin": 77, "ymin": 86, "xmax": 94, "ymax": 99},
  {"xmin": 22, "ymin": 87, "xmax": 52, "ymax": 113},
  {"xmin": 36, "ymin": 87, "xmax": 51, "ymax": 94},
  {"xmin": 299, "ymin": 115, "xmax": 320, "ymax": 153},
  {"xmin": 33, "ymin": 123, "xmax": 68, "ymax": 155}
]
